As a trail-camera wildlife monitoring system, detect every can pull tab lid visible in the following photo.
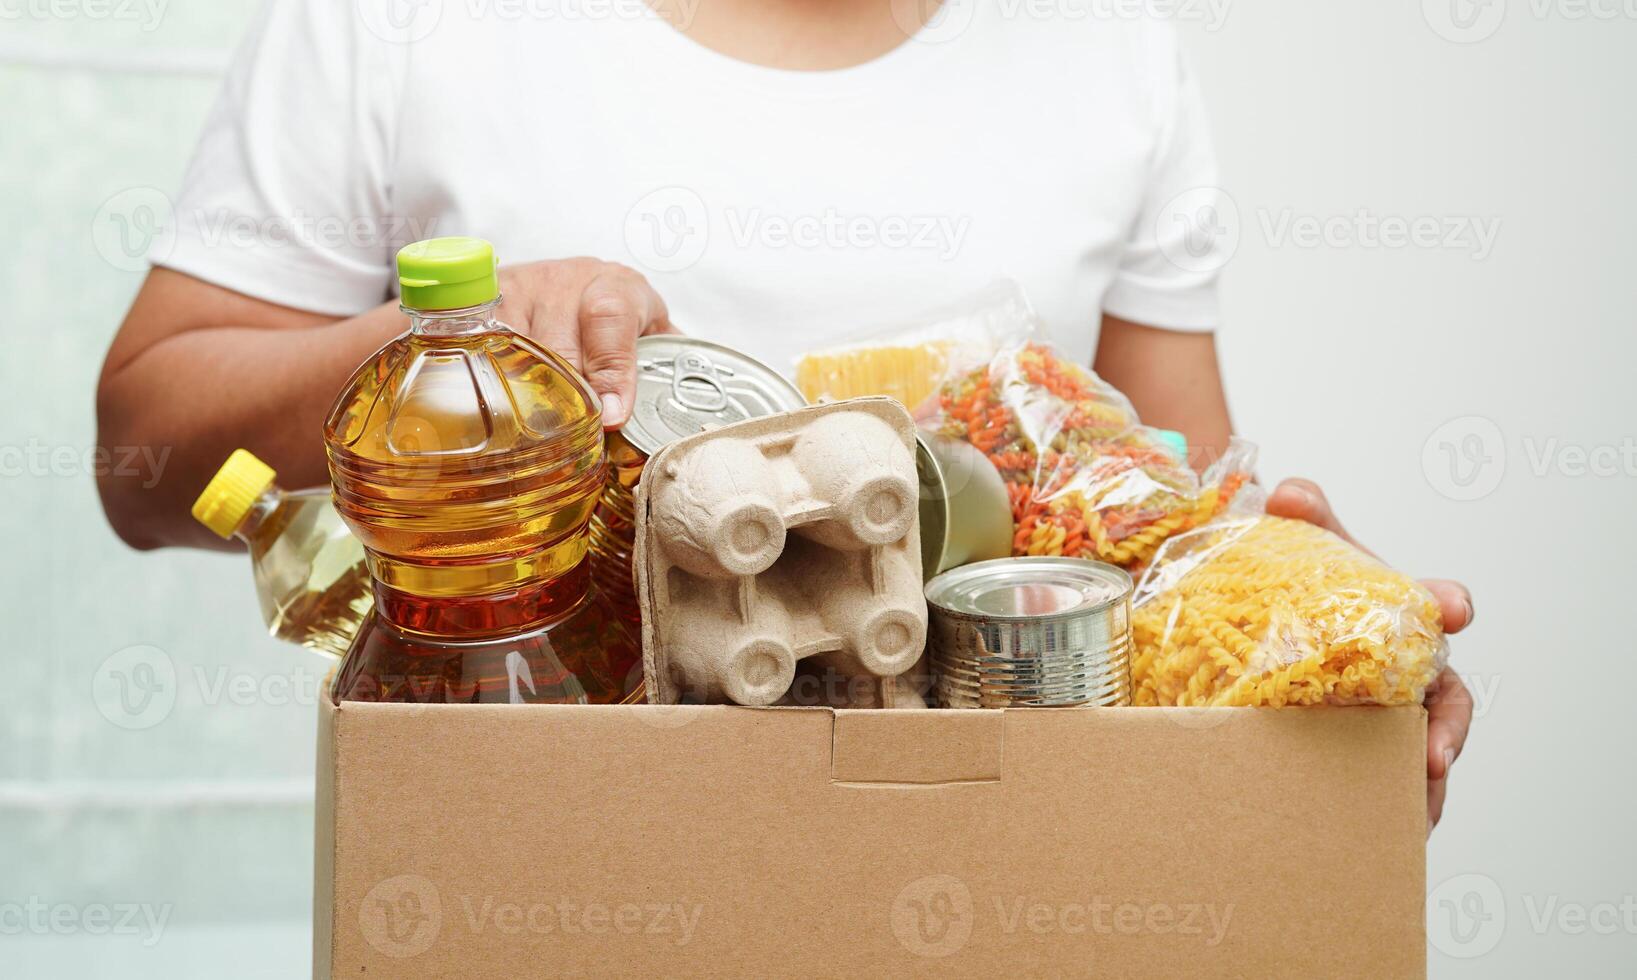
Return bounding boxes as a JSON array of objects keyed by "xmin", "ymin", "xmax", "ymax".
[{"xmin": 671, "ymin": 350, "xmax": 729, "ymax": 412}]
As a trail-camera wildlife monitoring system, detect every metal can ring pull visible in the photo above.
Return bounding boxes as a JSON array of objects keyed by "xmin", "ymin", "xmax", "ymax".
[{"xmin": 671, "ymin": 351, "xmax": 729, "ymax": 412}]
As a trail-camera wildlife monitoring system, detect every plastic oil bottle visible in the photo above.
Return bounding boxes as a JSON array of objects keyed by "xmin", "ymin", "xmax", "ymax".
[
  {"xmin": 191, "ymin": 449, "xmax": 372, "ymax": 657},
  {"xmin": 324, "ymin": 237, "xmax": 641, "ymax": 704},
  {"xmin": 586, "ymin": 430, "xmax": 645, "ymax": 623}
]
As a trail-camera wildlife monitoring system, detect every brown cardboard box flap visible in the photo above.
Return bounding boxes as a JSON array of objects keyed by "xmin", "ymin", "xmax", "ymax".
[
  {"xmin": 317, "ymin": 698, "xmax": 1426, "ymax": 979},
  {"xmin": 831, "ymin": 708, "xmax": 1003, "ymax": 785}
]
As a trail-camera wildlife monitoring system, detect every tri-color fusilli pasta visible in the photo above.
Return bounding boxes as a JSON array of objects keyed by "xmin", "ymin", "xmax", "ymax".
[
  {"xmin": 929, "ymin": 343, "xmax": 1250, "ymax": 570},
  {"xmin": 1130, "ymin": 516, "xmax": 1447, "ymax": 707}
]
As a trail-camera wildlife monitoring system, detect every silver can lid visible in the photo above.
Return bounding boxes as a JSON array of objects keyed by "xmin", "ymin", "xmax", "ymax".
[
  {"xmin": 926, "ymin": 557, "xmax": 1132, "ymax": 621},
  {"xmin": 620, "ymin": 336, "xmax": 807, "ymax": 456}
]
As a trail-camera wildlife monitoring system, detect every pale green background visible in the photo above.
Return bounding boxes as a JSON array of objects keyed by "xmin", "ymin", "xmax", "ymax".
[{"xmin": 1, "ymin": 1, "xmax": 1633, "ymax": 977}]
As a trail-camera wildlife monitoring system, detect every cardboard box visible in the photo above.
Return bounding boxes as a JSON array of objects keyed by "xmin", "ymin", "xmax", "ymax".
[{"xmin": 315, "ymin": 699, "xmax": 1426, "ymax": 978}]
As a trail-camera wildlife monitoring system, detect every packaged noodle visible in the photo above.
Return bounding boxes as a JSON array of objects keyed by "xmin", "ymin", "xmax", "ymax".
[
  {"xmin": 925, "ymin": 341, "xmax": 1251, "ymax": 570},
  {"xmin": 794, "ymin": 280, "xmax": 1034, "ymax": 412},
  {"xmin": 1129, "ymin": 512, "xmax": 1447, "ymax": 707}
]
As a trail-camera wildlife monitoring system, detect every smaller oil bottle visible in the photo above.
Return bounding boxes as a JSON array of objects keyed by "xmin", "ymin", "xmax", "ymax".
[{"xmin": 192, "ymin": 449, "xmax": 372, "ymax": 657}]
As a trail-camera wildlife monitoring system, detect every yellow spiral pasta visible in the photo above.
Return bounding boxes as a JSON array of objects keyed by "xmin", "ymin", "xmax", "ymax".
[{"xmin": 1130, "ymin": 516, "xmax": 1446, "ymax": 707}]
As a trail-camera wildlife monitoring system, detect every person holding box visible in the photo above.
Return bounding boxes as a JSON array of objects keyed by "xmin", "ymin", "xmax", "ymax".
[{"xmin": 93, "ymin": 0, "xmax": 1473, "ymax": 826}]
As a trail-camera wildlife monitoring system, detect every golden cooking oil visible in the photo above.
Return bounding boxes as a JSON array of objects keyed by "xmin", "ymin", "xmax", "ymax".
[
  {"xmin": 587, "ymin": 430, "xmax": 645, "ymax": 623},
  {"xmin": 323, "ymin": 238, "xmax": 640, "ymax": 704},
  {"xmin": 192, "ymin": 449, "xmax": 372, "ymax": 658}
]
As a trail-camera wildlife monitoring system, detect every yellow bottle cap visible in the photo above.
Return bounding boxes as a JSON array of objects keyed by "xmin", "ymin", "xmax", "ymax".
[{"xmin": 191, "ymin": 449, "xmax": 277, "ymax": 539}]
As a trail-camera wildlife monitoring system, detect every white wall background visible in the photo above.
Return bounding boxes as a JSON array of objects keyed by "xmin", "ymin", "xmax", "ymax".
[
  {"xmin": 1184, "ymin": 4, "xmax": 1637, "ymax": 977},
  {"xmin": 1, "ymin": 1, "xmax": 1631, "ymax": 977}
]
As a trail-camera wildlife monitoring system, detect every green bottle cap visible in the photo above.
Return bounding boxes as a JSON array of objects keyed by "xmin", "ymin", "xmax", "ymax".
[
  {"xmin": 396, "ymin": 237, "xmax": 499, "ymax": 311},
  {"xmin": 1155, "ymin": 429, "xmax": 1188, "ymax": 459}
]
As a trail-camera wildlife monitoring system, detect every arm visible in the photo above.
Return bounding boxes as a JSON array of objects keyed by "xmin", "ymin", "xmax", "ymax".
[
  {"xmin": 96, "ymin": 261, "xmax": 674, "ymax": 552},
  {"xmin": 1091, "ymin": 313, "xmax": 1233, "ymax": 469},
  {"xmin": 96, "ymin": 268, "xmax": 401, "ymax": 552}
]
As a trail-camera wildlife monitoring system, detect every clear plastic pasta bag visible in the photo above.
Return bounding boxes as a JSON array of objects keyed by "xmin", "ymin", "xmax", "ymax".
[
  {"xmin": 1129, "ymin": 499, "xmax": 1448, "ymax": 707},
  {"xmin": 794, "ymin": 280, "xmax": 1035, "ymax": 412},
  {"xmin": 923, "ymin": 340, "xmax": 1254, "ymax": 570}
]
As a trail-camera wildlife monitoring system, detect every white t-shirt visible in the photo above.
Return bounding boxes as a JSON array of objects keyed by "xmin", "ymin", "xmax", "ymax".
[{"xmin": 159, "ymin": 0, "xmax": 1227, "ymax": 372}]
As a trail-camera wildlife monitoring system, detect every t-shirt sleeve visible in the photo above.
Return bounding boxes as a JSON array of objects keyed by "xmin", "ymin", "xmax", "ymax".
[
  {"xmin": 1101, "ymin": 36, "xmax": 1227, "ymax": 333},
  {"xmin": 156, "ymin": 0, "xmax": 402, "ymax": 315}
]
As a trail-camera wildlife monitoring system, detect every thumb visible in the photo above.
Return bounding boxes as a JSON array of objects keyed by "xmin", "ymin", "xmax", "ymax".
[
  {"xmin": 576, "ymin": 276, "xmax": 646, "ymax": 429},
  {"xmin": 1265, "ymin": 478, "xmax": 1361, "ymax": 548}
]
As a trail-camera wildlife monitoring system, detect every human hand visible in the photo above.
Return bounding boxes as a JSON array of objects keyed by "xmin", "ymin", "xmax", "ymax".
[
  {"xmin": 496, "ymin": 258, "xmax": 680, "ymax": 428},
  {"xmin": 1265, "ymin": 478, "xmax": 1474, "ymax": 835}
]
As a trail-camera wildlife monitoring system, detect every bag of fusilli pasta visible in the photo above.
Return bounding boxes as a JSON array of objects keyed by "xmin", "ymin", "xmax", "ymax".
[
  {"xmin": 924, "ymin": 341, "xmax": 1254, "ymax": 570},
  {"xmin": 793, "ymin": 280, "xmax": 1034, "ymax": 413},
  {"xmin": 1129, "ymin": 508, "xmax": 1448, "ymax": 707}
]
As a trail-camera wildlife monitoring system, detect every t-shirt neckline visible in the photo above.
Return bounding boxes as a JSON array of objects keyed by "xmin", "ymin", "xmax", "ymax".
[{"xmin": 634, "ymin": 0, "xmax": 972, "ymax": 96}]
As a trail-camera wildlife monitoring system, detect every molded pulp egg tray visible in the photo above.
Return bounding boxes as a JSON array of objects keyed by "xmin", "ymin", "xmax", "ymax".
[{"xmin": 634, "ymin": 397, "xmax": 928, "ymax": 707}]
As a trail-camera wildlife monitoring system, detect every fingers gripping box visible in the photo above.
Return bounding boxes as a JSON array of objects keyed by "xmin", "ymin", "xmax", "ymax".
[{"xmin": 635, "ymin": 397, "xmax": 927, "ymax": 706}]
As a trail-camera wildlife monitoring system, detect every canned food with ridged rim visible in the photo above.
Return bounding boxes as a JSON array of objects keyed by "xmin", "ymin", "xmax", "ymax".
[{"xmin": 925, "ymin": 557, "xmax": 1133, "ymax": 708}]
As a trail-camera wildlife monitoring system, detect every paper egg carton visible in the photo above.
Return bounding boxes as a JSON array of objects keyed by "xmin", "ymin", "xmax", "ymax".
[{"xmin": 635, "ymin": 397, "xmax": 928, "ymax": 707}]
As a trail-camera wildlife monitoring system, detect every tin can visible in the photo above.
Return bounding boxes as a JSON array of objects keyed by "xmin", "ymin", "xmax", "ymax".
[
  {"xmin": 915, "ymin": 432, "xmax": 1013, "ymax": 581},
  {"xmin": 925, "ymin": 557, "xmax": 1133, "ymax": 709},
  {"xmin": 618, "ymin": 336, "xmax": 809, "ymax": 456},
  {"xmin": 588, "ymin": 337, "xmax": 807, "ymax": 623}
]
